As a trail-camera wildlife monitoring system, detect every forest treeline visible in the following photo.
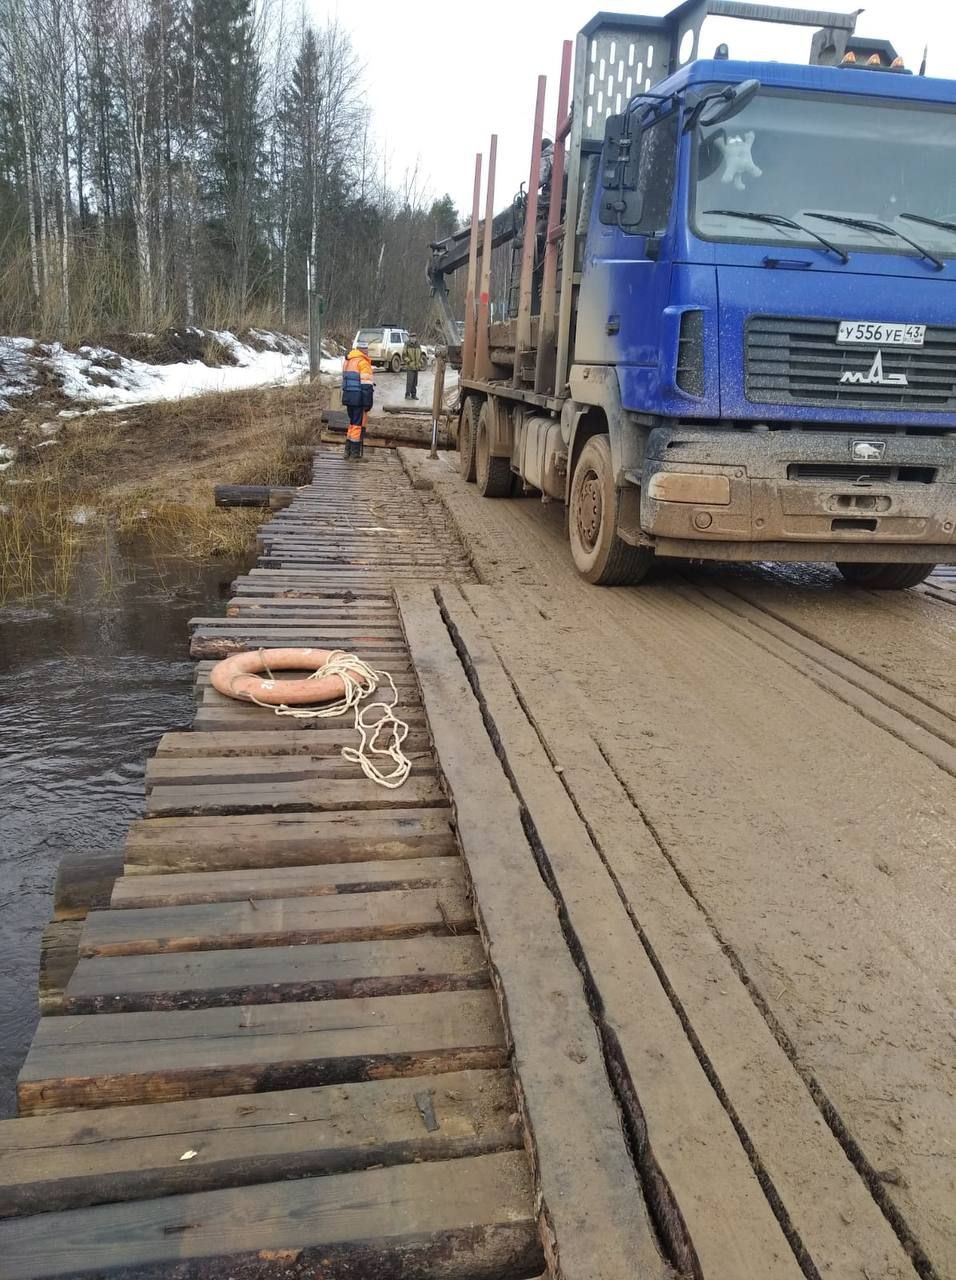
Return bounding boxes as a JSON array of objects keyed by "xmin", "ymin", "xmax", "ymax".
[{"xmin": 0, "ymin": 0, "xmax": 460, "ymax": 342}]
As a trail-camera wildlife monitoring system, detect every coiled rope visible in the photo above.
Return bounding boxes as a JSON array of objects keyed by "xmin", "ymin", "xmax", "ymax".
[{"xmin": 248, "ymin": 649, "xmax": 411, "ymax": 790}]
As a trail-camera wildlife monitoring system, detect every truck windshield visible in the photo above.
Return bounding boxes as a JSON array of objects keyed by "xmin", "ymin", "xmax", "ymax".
[
  {"xmin": 692, "ymin": 88, "xmax": 956, "ymax": 261},
  {"xmin": 356, "ymin": 329, "xmax": 384, "ymax": 345}
]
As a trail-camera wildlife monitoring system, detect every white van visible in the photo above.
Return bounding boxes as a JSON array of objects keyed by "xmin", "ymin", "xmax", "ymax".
[{"xmin": 353, "ymin": 326, "xmax": 408, "ymax": 373}]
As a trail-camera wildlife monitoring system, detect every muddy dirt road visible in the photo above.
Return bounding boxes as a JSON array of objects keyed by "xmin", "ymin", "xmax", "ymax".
[{"xmin": 405, "ymin": 451, "xmax": 956, "ymax": 1278}]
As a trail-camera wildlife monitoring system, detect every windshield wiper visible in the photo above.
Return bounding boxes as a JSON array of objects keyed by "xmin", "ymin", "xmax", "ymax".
[
  {"xmin": 704, "ymin": 210, "xmax": 849, "ymax": 263},
  {"xmin": 899, "ymin": 211, "xmax": 956, "ymax": 239},
  {"xmin": 805, "ymin": 212, "xmax": 944, "ymax": 271}
]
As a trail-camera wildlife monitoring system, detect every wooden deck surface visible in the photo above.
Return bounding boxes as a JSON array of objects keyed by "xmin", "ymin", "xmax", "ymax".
[{"xmin": 0, "ymin": 450, "xmax": 544, "ymax": 1279}]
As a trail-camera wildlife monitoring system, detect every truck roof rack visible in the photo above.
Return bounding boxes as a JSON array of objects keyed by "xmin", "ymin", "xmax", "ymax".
[{"xmin": 577, "ymin": 3, "xmax": 861, "ymax": 141}]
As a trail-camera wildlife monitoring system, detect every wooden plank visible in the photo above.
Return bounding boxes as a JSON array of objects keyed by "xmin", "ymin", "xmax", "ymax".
[
  {"xmin": 18, "ymin": 990, "xmax": 507, "ymax": 1111},
  {"xmin": 110, "ymin": 857, "xmax": 463, "ymax": 908},
  {"xmin": 227, "ymin": 581, "xmax": 396, "ymax": 599},
  {"xmin": 0, "ymin": 1069, "xmax": 518, "ymax": 1216},
  {"xmin": 38, "ymin": 920, "xmax": 82, "ymax": 1016},
  {"xmin": 441, "ymin": 588, "xmax": 803, "ymax": 1280},
  {"xmin": 225, "ymin": 600, "xmax": 397, "ymax": 616},
  {"xmin": 396, "ymin": 585, "xmax": 669, "ymax": 1280},
  {"xmin": 63, "ymin": 935, "xmax": 490, "ymax": 1012},
  {"xmin": 0, "ymin": 1151, "xmax": 540, "ymax": 1280},
  {"xmin": 145, "ymin": 754, "xmax": 435, "ymax": 790},
  {"xmin": 143, "ymin": 775, "xmax": 444, "ymax": 818},
  {"xmin": 191, "ymin": 706, "xmax": 427, "ymax": 733},
  {"xmin": 191, "ymin": 635, "xmax": 415, "ymax": 659},
  {"xmin": 53, "ymin": 852, "xmax": 125, "ymax": 920},
  {"xmin": 154, "ymin": 728, "xmax": 431, "ymax": 757},
  {"xmin": 125, "ymin": 809, "xmax": 457, "ymax": 873},
  {"xmin": 188, "ymin": 617, "xmax": 405, "ymax": 635},
  {"xmin": 189, "ymin": 631, "xmax": 411, "ymax": 650},
  {"xmin": 80, "ymin": 886, "xmax": 475, "ymax": 956}
]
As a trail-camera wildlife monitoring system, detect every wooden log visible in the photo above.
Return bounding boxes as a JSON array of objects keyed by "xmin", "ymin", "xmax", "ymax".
[
  {"xmin": 109, "ymin": 857, "xmax": 465, "ymax": 909},
  {"xmin": 38, "ymin": 920, "xmax": 83, "ymax": 1016},
  {"xmin": 154, "ymin": 728, "xmax": 429, "ymax": 758},
  {"xmin": 124, "ymin": 809, "xmax": 457, "ymax": 873},
  {"xmin": 0, "ymin": 1070, "xmax": 518, "ymax": 1216},
  {"xmin": 53, "ymin": 851, "xmax": 125, "ymax": 921},
  {"xmin": 62, "ymin": 935, "xmax": 489, "ymax": 1013},
  {"xmin": 213, "ymin": 485, "xmax": 298, "ymax": 510},
  {"xmin": 144, "ymin": 753, "xmax": 434, "ymax": 791},
  {"xmin": 0, "ymin": 1152, "xmax": 541, "ymax": 1280},
  {"xmin": 143, "ymin": 775, "xmax": 444, "ymax": 819},
  {"xmin": 18, "ymin": 989, "xmax": 507, "ymax": 1111},
  {"xmin": 79, "ymin": 886, "xmax": 475, "ymax": 956},
  {"xmin": 190, "ymin": 633, "xmax": 413, "ymax": 660}
]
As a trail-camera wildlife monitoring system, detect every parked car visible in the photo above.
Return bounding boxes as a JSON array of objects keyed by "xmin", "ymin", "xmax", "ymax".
[{"xmin": 353, "ymin": 326, "xmax": 408, "ymax": 373}]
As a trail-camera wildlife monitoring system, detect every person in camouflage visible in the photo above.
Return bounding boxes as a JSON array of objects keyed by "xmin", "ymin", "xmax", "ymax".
[{"xmin": 403, "ymin": 332, "xmax": 426, "ymax": 400}]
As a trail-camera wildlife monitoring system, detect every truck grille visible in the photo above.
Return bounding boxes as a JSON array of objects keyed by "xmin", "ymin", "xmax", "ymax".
[{"xmin": 746, "ymin": 317, "xmax": 956, "ymax": 412}]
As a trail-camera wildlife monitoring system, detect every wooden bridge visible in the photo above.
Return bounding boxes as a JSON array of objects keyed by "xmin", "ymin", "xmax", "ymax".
[
  {"xmin": 0, "ymin": 449, "xmax": 656, "ymax": 1280},
  {"xmin": 2, "ymin": 445, "xmax": 938, "ymax": 1280}
]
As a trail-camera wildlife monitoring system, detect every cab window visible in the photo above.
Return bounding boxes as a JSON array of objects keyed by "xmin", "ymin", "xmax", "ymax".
[{"xmin": 635, "ymin": 112, "xmax": 679, "ymax": 234}]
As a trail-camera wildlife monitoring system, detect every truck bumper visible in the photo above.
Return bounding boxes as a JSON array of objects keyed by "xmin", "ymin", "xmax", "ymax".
[{"xmin": 638, "ymin": 426, "xmax": 956, "ymax": 562}]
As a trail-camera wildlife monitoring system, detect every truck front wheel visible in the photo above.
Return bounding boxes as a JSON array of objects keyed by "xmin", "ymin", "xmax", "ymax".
[
  {"xmin": 569, "ymin": 435, "xmax": 653, "ymax": 586},
  {"xmin": 836, "ymin": 562, "xmax": 935, "ymax": 590}
]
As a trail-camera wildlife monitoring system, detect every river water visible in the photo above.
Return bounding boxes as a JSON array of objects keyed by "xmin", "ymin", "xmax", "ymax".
[{"xmin": 0, "ymin": 542, "xmax": 242, "ymax": 1116}]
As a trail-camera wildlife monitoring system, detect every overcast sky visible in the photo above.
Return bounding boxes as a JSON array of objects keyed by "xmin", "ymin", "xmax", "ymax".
[{"xmin": 307, "ymin": 0, "xmax": 956, "ymax": 216}]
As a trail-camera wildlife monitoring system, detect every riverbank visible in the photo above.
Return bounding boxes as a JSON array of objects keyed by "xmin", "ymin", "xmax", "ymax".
[{"xmin": 0, "ymin": 382, "xmax": 327, "ymax": 602}]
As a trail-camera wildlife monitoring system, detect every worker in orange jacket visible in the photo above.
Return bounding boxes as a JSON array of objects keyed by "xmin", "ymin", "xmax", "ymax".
[{"xmin": 342, "ymin": 343, "xmax": 374, "ymax": 459}]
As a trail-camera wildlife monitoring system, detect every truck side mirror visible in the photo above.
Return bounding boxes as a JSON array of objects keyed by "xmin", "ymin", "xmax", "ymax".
[
  {"xmin": 684, "ymin": 78, "xmax": 760, "ymax": 131},
  {"xmin": 600, "ymin": 113, "xmax": 643, "ymax": 226}
]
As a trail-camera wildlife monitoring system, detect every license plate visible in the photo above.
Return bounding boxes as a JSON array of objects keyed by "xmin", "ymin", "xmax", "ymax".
[{"xmin": 837, "ymin": 321, "xmax": 925, "ymax": 347}]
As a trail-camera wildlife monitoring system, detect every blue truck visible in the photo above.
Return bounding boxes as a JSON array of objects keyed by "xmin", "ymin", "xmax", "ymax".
[{"xmin": 428, "ymin": 2, "xmax": 956, "ymax": 588}]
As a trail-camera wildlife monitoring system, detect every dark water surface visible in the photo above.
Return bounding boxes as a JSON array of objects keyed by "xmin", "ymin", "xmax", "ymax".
[{"xmin": 0, "ymin": 544, "xmax": 242, "ymax": 1115}]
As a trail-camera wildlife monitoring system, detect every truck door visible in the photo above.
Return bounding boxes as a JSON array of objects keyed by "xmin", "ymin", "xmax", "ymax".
[{"xmin": 575, "ymin": 110, "xmax": 678, "ymax": 370}]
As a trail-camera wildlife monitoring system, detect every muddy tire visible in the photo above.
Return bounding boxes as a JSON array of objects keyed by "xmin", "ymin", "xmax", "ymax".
[
  {"xmin": 458, "ymin": 396, "xmax": 480, "ymax": 482},
  {"xmin": 390, "ymin": 353, "xmax": 402, "ymax": 373},
  {"xmin": 836, "ymin": 562, "xmax": 935, "ymax": 590},
  {"xmin": 476, "ymin": 401, "xmax": 513, "ymax": 497},
  {"xmin": 569, "ymin": 435, "xmax": 653, "ymax": 586}
]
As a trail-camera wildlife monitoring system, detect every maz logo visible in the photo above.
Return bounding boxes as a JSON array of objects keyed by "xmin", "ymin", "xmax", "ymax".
[{"xmin": 840, "ymin": 350, "xmax": 908, "ymax": 388}]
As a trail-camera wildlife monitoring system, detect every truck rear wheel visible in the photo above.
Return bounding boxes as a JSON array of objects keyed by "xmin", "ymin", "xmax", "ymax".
[
  {"xmin": 476, "ymin": 401, "xmax": 513, "ymax": 497},
  {"xmin": 458, "ymin": 397, "xmax": 479, "ymax": 483},
  {"xmin": 390, "ymin": 354, "xmax": 402, "ymax": 373},
  {"xmin": 569, "ymin": 435, "xmax": 653, "ymax": 586},
  {"xmin": 836, "ymin": 562, "xmax": 935, "ymax": 590}
]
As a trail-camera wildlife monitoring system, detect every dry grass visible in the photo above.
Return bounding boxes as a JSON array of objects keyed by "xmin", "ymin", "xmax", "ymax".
[
  {"xmin": 0, "ymin": 381, "xmax": 326, "ymax": 602},
  {"xmin": 0, "ymin": 480, "xmax": 85, "ymax": 600}
]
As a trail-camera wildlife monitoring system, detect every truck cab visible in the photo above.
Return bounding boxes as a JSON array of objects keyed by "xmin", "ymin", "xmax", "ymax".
[{"xmin": 576, "ymin": 46, "xmax": 956, "ymax": 583}]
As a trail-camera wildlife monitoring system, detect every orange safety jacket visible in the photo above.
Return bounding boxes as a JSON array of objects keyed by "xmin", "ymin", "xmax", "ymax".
[{"xmin": 344, "ymin": 349, "xmax": 374, "ymax": 440}]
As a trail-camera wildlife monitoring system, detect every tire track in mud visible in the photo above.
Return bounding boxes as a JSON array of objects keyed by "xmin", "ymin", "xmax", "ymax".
[
  {"xmin": 704, "ymin": 575, "xmax": 956, "ymax": 715},
  {"xmin": 675, "ymin": 582, "xmax": 956, "ymax": 776}
]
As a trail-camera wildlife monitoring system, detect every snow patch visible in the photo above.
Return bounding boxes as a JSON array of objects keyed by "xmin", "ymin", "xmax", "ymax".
[
  {"xmin": 0, "ymin": 338, "xmax": 38, "ymax": 411},
  {"xmin": 0, "ymin": 329, "xmax": 328, "ymax": 412}
]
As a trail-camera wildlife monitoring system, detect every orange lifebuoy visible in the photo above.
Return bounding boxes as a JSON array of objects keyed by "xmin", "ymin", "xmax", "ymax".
[{"xmin": 209, "ymin": 647, "xmax": 370, "ymax": 706}]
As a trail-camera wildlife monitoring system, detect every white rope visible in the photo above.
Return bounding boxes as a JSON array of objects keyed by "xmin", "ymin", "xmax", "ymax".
[{"xmin": 247, "ymin": 650, "xmax": 411, "ymax": 790}]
